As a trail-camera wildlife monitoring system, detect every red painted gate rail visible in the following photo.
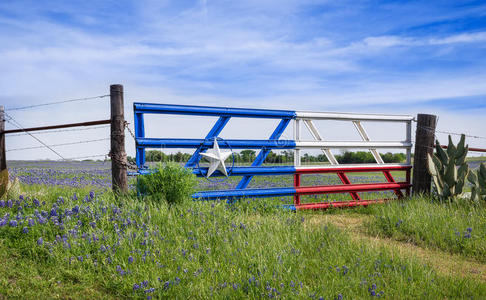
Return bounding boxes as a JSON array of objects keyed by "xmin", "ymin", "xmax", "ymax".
[{"xmin": 293, "ymin": 165, "xmax": 412, "ymax": 210}]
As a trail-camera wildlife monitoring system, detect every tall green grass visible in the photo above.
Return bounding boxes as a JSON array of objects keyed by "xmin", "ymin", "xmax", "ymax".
[
  {"xmin": 0, "ymin": 187, "xmax": 485, "ymax": 299},
  {"xmin": 366, "ymin": 196, "xmax": 486, "ymax": 262}
]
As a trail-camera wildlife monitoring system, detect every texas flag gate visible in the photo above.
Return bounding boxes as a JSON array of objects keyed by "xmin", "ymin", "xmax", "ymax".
[{"xmin": 132, "ymin": 102, "xmax": 413, "ymax": 210}]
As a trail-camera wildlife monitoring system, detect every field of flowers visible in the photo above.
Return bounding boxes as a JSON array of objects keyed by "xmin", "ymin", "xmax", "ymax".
[
  {"xmin": 9, "ymin": 160, "xmax": 405, "ymax": 204},
  {"xmin": 1, "ymin": 161, "xmax": 486, "ymax": 299}
]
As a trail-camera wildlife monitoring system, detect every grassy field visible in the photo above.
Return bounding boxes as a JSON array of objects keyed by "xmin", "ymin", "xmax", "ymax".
[
  {"xmin": 2, "ymin": 161, "xmax": 486, "ymax": 298},
  {"xmin": 1, "ymin": 184, "xmax": 486, "ymax": 299},
  {"xmin": 365, "ymin": 197, "xmax": 486, "ymax": 262}
]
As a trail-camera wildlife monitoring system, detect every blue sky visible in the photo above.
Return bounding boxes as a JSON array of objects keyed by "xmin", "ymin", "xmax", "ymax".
[{"xmin": 0, "ymin": 0, "xmax": 485, "ymax": 159}]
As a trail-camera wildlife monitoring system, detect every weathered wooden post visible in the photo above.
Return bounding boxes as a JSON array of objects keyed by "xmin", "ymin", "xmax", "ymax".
[
  {"xmin": 412, "ymin": 113, "xmax": 437, "ymax": 195},
  {"xmin": 0, "ymin": 106, "xmax": 6, "ymax": 172},
  {"xmin": 110, "ymin": 84, "xmax": 128, "ymax": 193},
  {"xmin": 0, "ymin": 106, "xmax": 8, "ymax": 196}
]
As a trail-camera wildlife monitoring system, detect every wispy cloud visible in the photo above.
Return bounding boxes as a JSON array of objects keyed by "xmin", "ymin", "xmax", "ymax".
[{"xmin": 0, "ymin": 0, "xmax": 485, "ymax": 159}]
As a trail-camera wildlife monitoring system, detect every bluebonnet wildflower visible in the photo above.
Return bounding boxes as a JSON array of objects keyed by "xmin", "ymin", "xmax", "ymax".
[
  {"xmin": 9, "ymin": 220, "xmax": 17, "ymax": 227},
  {"xmin": 342, "ymin": 265, "xmax": 349, "ymax": 275},
  {"xmin": 37, "ymin": 237, "xmax": 43, "ymax": 245},
  {"xmin": 128, "ymin": 256, "xmax": 134, "ymax": 264},
  {"xmin": 50, "ymin": 208, "xmax": 58, "ymax": 217},
  {"xmin": 22, "ymin": 227, "xmax": 29, "ymax": 234}
]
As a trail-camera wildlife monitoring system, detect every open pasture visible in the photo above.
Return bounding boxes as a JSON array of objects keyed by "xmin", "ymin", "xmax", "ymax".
[{"xmin": 1, "ymin": 161, "xmax": 486, "ymax": 299}]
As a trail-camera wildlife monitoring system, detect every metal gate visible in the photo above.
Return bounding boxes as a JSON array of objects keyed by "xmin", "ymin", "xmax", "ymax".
[{"xmin": 133, "ymin": 102, "xmax": 412, "ymax": 209}]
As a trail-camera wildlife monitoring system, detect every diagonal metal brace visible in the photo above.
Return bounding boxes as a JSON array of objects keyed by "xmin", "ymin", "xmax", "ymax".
[
  {"xmin": 353, "ymin": 121, "xmax": 404, "ymax": 198},
  {"xmin": 236, "ymin": 118, "xmax": 291, "ymax": 190},
  {"xmin": 303, "ymin": 119, "xmax": 361, "ymax": 201},
  {"xmin": 185, "ymin": 116, "xmax": 231, "ymax": 168}
]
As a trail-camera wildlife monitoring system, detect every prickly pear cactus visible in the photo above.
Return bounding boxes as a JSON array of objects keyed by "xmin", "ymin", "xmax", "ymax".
[
  {"xmin": 468, "ymin": 163, "xmax": 486, "ymax": 202},
  {"xmin": 427, "ymin": 134, "xmax": 469, "ymax": 201}
]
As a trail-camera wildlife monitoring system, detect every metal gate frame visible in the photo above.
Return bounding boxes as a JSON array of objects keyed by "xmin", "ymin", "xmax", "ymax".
[{"xmin": 132, "ymin": 102, "xmax": 413, "ymax": 210}]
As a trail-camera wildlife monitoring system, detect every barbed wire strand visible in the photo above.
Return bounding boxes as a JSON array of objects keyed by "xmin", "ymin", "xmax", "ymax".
[
  {"xmin": 412, "ymin": 118, "xmax": 486, "ymax": 140},
  {"xmin": 4, "ymin": 112, "xmax": 66, "ymax": 160},
  {"xmin": 7, "ymin": 124, "xmax": 111, "ymax": 137},
  {"xmin": 435, "ymin": 129, "xmax": 486, "ymax": 140},
  {"xmin": 6, "ymin": 94, "xmax": 110, "ymax": 111},
  {"xmin": 64, "ymin": 154, "xmax": 108, "ymax": 161},
  {"xmin": 6, "ymin": 137, "xmax": 110, "ymax": 152}
]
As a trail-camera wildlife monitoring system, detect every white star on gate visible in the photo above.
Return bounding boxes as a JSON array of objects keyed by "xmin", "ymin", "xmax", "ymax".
[{"xmin": 200, "ymin": 139, "xmax": 232, "ymax": 177}]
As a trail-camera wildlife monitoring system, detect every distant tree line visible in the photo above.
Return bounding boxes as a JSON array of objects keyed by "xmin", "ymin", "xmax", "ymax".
[{"xmin": 131, "ymin": 150, "xmax": 406, "ymax": 164}]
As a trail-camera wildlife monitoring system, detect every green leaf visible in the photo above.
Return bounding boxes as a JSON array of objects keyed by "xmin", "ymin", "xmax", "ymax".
[
  {"xmin": 455, "ymin": 134, "xmax": 467, "ymax": 160},
  {"xmin": 455, "ymin": 145, "xmax": 468, "ymax": 166},
  {"xmin": 457, "ymin": 163, "xmax": 469, "ymax": 178},
  {"xmin": 427, "ymin": 153, "xmax": 438, "ymax": 177},
  {"xmin": 471, "ymin": 187, "xmax": 477, "ymax": 202},
  {"xmin": 446, "ymin": 135, "xmax": 456, "ymax": 158},
  {"xmin": 432, "ymin": 176, "xmax": 442, "ymax": 194},
  {"xmin": 442, "ymin": 182, "xmax": 451, "ymax": 199},
  {"xmin": 432, "ymin": 155, "xmax": 443, "ymax": 172},
  {"xmin": 479, "ymin": 163, "xmax": 486, "ymax": 180},
  {"xmin": 444, "ymin": 162, "xmax": 456, "ymax": 187},
  {"xmin": 455, "ymin": 180, "xmax": 464, "ymax": 195},
  {"xmin": 435, "ymin": 141, "xmax": 449, "ymax": 164}
]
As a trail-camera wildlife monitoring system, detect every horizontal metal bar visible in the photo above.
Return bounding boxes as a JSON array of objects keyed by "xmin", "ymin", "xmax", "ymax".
[
  {"xmin": 290, "ymin": 199, "xmax": 389, "ymax": 210},
  {"xmin": 3, "ymin": 119, "xmax": 111, "ymax": 134},
  {"xmin": 441, "ymin": 145, "xmax": 486, "ymax": 153},
  {"xmin": 192, "ymin": 188, "xmax": 296, "ymax": 200},
  {"xmin": 295, "ymin": 141, "xmax": 412, "ymax": 149},
  {"xmin": 195, "ymin": 166, "xmax": 296, "ymax": 177},
  {"xmin": 295, "ymin": 164, "xmax": 411, "ymax": 173},
  {"xmin": 132, "ymin": 164, "xmax": 410, "ymax": 177},
  {"xmin": 133, "ymin": 102, "xmax": 296, "ymax": 119},
  {"xmin": 192, "ymin": 181, "xmax": 409, "ymax": 200},
  {"xmin": 296, "ymin": 111, "xmax": 413, "ymax": 122},
  {"xmin": 295, "ymin": 182, "xmax": 411, "ymax": 195},
  {"xmin": 137, "ymin": 138, "xmax": 296, "ymax": 149}
]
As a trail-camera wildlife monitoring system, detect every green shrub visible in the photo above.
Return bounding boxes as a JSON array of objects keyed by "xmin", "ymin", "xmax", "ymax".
[{"xmin": 137, "ymin": 162, "xmax": 196, "ymax": 206}]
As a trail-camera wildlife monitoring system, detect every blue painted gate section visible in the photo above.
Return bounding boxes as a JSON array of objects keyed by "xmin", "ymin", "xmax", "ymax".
[{"xmin": 132, "ymin": 102, "xmax": 296, "ymax": 200}]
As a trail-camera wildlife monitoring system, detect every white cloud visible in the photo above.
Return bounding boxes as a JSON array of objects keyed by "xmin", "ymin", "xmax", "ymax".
[
  {"xmin": 429, "ymin": 32, "xmax": 486, "ymax": 45},
  {"xmin": 0, "ymin": 1, "xmax": 485, "ymax": 160}
]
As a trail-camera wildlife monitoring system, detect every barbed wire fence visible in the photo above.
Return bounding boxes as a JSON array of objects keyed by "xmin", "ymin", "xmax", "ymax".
[
  {"xmin": 3, "ymin": 94, "xmax": 114, "ymax": 161},
  {"xmin": 411, "ymin": 117, "xmax": 486, "ymax": 155},
  {"xmin": 2, "ymin": 89, "xmax": 485, "ymax": 193}
]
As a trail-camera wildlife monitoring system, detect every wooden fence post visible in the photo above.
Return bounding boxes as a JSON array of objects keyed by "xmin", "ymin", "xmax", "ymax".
[
  {"xmin": 0, "ymin": 106, "xmax": 6, "ymax": 172},
  {"xmin": 110, "ymin": 84, "xmax": 128, "ymax": 193},
  {"xmin": 0, "ymin": 106, "xmax": 8, "ymax": 196},
  {"xmin": 412, "ymin": 113, "xmax": 437, "ymax": 195}
]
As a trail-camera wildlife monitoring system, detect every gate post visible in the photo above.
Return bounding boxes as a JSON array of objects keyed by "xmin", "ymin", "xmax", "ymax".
[
  {"xmin": 0, "ymin": 106, "xmax": 6, "ymax": 172},
  {"xmin": 412, "ymin": 113, "xmax": 437, "ymax": 195},
  {"xmin": 110, "ymin": 84, "xmax": 128, "ymax": 193}
]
